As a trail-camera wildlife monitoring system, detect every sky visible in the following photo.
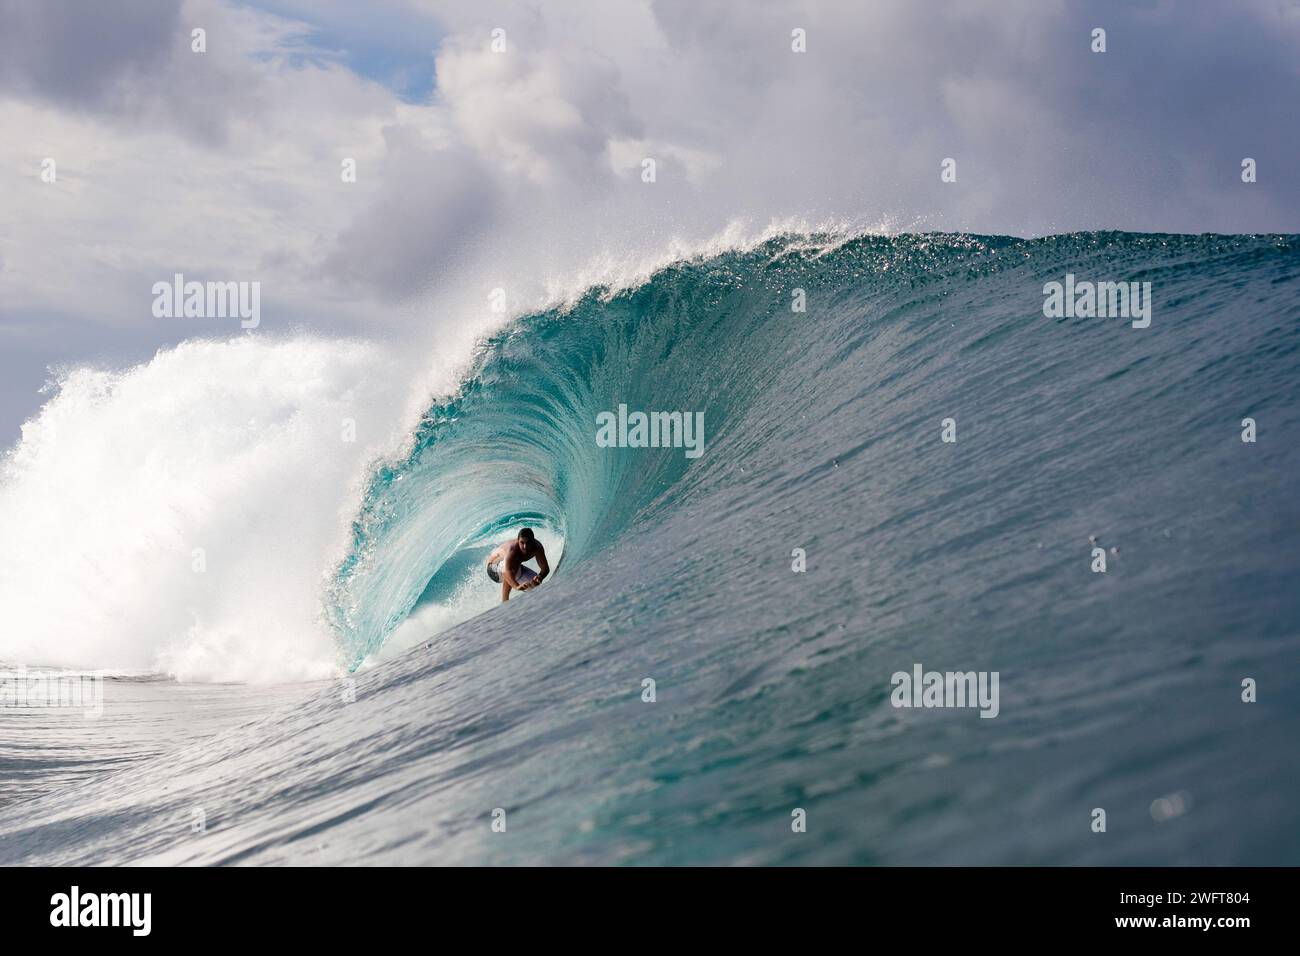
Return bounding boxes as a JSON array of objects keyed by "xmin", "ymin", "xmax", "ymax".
[{"xmin": 1, "ymin": 0, "xmax": 1298, "ymax": 442}]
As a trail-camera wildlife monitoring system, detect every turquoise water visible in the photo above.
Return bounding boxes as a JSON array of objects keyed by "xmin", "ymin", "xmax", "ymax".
[{"xmin": 3, "ymin": 231, "xmax": 1299, "ymax": 864}]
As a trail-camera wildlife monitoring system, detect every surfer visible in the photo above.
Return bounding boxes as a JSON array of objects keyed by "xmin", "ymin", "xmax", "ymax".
[{"xmin": 486, "ymin": 528, "xmax": 550, "ymax": 602}]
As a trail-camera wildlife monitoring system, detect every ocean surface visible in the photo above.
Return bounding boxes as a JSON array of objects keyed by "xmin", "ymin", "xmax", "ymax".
[{"xmin": 2, "ymin": 231, "xmax": 1298, "ymax": 864}]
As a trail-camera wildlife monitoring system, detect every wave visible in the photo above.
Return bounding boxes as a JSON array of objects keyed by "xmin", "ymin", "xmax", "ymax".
[
  {"xmin": 4, "ymin": 230, "xmax": 1300, "ymax": 864},
  {"xmin": 326, "ymin": 230, "xmax": 1300, "ymax": 671},
  {"xmin": 3, "ymin": 232, "xmax": 1298, "ymax": 687}
]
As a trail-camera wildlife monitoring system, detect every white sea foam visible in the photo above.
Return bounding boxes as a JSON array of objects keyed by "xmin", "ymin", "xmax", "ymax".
[{"xmin": 0, "ymin": 336, "xmax": 414, "ymax": 682}]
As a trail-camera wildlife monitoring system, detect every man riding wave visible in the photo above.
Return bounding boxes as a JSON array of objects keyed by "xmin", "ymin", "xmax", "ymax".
[{"xmin": 486, "ymin": 527, "xmax": 550, "ymax": 602}]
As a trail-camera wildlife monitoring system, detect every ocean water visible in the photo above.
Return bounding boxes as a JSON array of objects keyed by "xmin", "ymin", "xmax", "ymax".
[{"xmin": 1, "ymin": 231, "xmax": 1298, "ymax": 864}]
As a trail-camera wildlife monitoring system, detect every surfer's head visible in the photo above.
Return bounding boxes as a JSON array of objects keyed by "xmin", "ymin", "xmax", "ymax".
[{"xmin": 517, "ymin": 527, "xmax": 536, "ymax": 555}]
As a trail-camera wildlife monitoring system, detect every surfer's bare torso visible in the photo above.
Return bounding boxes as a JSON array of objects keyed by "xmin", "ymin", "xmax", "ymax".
[{"xmin": 486, "ymin": 530, "xmax": 549, "ymax": 602}]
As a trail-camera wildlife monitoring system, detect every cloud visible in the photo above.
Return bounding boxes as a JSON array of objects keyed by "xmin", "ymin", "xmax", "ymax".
[
  {"xmin": 1, "ymin": 0, "xmax": 1298, "ymax": 437},
  {"xmin": 0, "ymin": 0, "xmax": 291, "ymax": 145},
  {"xmin": 323, "ymin": 130, "xmax": 496, "ymax": 298},
  {"xmin": 435, "ymin": 35, "xmax": 640, "ymax": 185},
  {"xmin": 0, "ymin": 0, "xmax": 182, "ymax": 109}
]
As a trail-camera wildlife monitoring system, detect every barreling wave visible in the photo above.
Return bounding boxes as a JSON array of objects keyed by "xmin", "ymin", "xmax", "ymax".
[
  {"xmin": 3, "ymin": 231, "xmax": 1298, "ymax": 687},
  {"xmin": 326, "ymin": 230, "xmax": 1300, "ymax": 671},
  {"xmin": 325, "ymin": 229, "xmax": 908, "ymax": 667}
]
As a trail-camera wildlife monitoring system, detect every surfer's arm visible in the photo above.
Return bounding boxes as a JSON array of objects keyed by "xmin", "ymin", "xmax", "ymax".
[{"xmin": 534, "ymin": 547, "xmax": 550, "ymax": 584}]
